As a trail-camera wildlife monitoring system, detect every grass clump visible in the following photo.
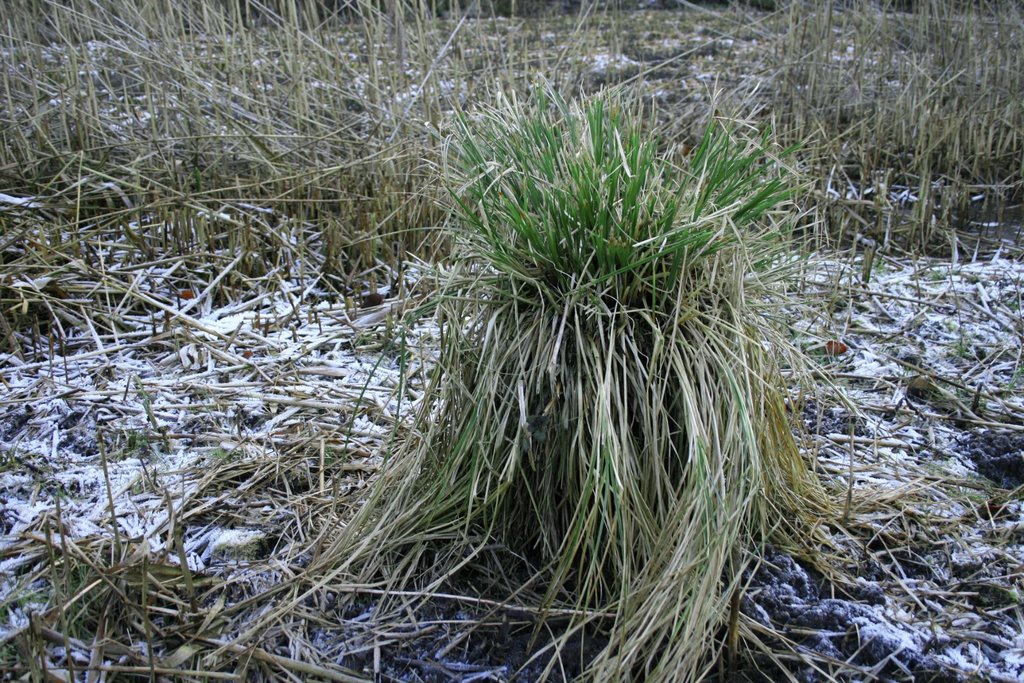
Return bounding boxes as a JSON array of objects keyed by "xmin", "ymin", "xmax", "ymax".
[{"xmin": 331, "ymin": 89, "xmax": 826, "ymax": 680}]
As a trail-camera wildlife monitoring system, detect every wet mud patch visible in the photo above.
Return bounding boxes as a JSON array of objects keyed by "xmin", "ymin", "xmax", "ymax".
[
  {"xmin": 0, "ymin": 405, "xmax": 33, "ymax": 442},
  {"xmin": 317, "ymin": 596, "xmax": 608, "ymax": 682},
  {"xmin": 801, "ymin": 400, "xmax": 868, "ymax": 438},
  {"xmin": 958, "ymin": 431, "xmax": 1024, "ymax": 489},
  {"xmin": 739, "ymin": 548, "xmax": 956, "ymax": 683}
]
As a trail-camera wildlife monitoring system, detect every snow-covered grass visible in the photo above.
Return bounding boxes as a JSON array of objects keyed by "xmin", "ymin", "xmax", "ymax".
[
  {"xmin": 765, "ymin": 246, "xmax": 1024, "ymax": 682},
  {"xmin": 0, "ymin": 237, "xmax": 438, "ymax": 678},
  {"xmin": 2, "ymin": 221, "xmax": 1022, "ymax": 681}
]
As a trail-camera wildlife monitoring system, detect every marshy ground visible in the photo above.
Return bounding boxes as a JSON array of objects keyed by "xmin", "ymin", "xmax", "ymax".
[{"xmin": 1, "ymin": 1, "xmax": 1022, "ymax": 681}]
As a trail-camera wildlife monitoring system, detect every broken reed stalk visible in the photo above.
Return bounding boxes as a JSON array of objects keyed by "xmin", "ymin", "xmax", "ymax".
[
  {"xmin": 0, "ymin": 0, "xmax": 453, "ymax": 290},
  {"xmin": 328, "ymin": 89, "xmax": 829, "ymax": 681}
]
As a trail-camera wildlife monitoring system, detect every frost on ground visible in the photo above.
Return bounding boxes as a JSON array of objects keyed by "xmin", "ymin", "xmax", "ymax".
[
  {"xmin": 0, "ymin": 248, "xmax": 435, "ymax": 648},
  {"xmin": 750, "ymin": 247, "xmax": 1024, "ymax": 682},
  {"xmin": 1, "ymin": 230, "xmax": 1022, "ymax": 680}
]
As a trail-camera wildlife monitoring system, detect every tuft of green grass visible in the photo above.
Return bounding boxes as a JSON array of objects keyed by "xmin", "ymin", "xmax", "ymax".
[{"xmin": 330, "ymin": 88, "xmax": 828, "ymax": 681}]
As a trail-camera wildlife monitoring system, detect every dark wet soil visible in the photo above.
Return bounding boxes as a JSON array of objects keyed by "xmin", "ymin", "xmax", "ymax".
[
  {"xmin": 319, "ymin": 596, "xmax": 608, "ymax": 682},
  {"xmin": 801, "ymin": 400, "xmax": 867, "ymax": 438},
  {"xmin": 958, "ymin": 430, "xmax": 1024, "ymax": 489},
  {"xmin": 736, "ymin": 548, "xmax": 959, "ymax": 683},
  {"xmin": 0, "ymin": 405, "xmax": 33, "ymax": 441}
]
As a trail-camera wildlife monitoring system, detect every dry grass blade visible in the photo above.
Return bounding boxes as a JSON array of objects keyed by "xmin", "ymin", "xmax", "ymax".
[{"xmin": 4, "ymin": 1, "xmax": 1022, "ymax": 681}]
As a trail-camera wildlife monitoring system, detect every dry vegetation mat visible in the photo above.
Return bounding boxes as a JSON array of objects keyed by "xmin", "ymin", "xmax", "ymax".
[
  {"xmin": 1, "ymin": 1, "xmax": 1023, "ymax": 681},
  {"xmin": 0, "ymin": 236, "xmax": 435, "ymax": 679}
]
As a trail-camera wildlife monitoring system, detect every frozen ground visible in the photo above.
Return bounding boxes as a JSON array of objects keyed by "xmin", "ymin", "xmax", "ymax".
[
  {"xmin": 748, "ymin": 246, "xmax": 1024, "ymax": 682},
  {"xmin": 0, "ymin": 240, "xmax": 1022, "ymax": 680}
]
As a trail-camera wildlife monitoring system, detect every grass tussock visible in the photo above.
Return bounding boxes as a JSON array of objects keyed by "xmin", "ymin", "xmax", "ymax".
[{"xmin": 327, "ymin": 89, "xmax": 828, "ymax": 680}]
